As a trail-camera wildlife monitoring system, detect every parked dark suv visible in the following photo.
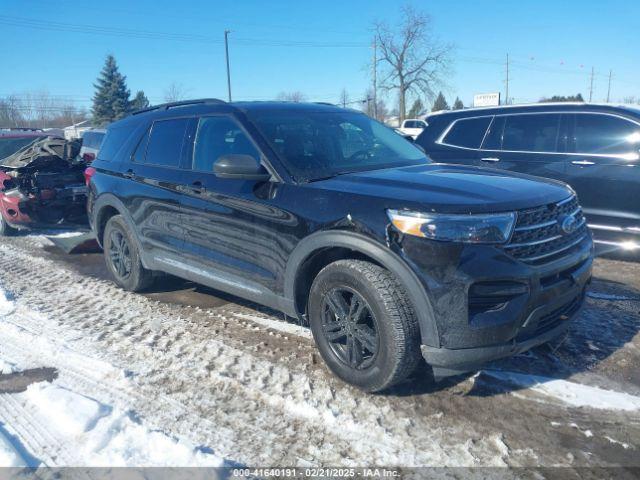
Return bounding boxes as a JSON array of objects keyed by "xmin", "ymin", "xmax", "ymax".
[
  {"xmin": 415, "ymin": 103, "xmax": 640, "ymax": 253},
  {"xmin": 87, "ymin": 99, "xmax": 593, "ymax": 392}
]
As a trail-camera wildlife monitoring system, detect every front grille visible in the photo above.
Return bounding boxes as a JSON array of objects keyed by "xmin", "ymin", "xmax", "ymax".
[{"xmin": 505, "ymin": 195, "xmax": 588, "ymax": 264}]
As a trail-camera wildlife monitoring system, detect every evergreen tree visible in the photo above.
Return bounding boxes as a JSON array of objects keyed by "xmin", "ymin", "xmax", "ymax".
[
  {"xmin": 540, "ymin": 93, "xmax": 584, "ymax": 103},
  {"xmin": 431, "ymin": 92, "xmax": 449, "ymax": 112},
  {"xmin": 407, "ymin": 98, "xmax": 424, "ymax": 118},
  {"xmin": 130, "ymin": 90, "xmax": 150, "ymax": 111},
  {"xmin": 92, "ymin": 55, "xmax": 131, "ymax": 125},
  {"xmin": 453, "ymin": 97, "xmax": 464, "ymax": 110}
]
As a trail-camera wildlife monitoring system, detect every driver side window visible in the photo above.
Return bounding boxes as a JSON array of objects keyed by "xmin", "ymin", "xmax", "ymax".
[
  {"xmin": 192, "ymin": 116, "xmax": 259, "ymax": 172},
  {"xmin": 338, "ymin": 122, "xmax": 370, "ymax": 159}
]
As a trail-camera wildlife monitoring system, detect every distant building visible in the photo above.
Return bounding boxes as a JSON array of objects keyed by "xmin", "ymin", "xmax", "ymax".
[{"xmin": 62, "ymin": 120, "xmax": 94, "ymax": 140}]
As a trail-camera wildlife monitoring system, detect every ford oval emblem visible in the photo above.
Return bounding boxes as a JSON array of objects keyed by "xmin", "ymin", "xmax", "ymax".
[{"xmin": 559, "ymin": 215, "xmax": 578, "ymax": 235}]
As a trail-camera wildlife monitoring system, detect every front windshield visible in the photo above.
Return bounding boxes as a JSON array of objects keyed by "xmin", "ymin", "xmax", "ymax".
[
  {"xmin": 0, "ymin": 137, "xmax": 43, "ymax": 160},
  {"xmin": 247, "ymin": 110, "xmax": 429, "ymax": 181}
]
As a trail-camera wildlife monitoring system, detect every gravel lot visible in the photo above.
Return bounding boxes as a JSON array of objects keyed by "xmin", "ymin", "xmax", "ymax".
[{"xmin": 0, "ymin": 232, "xmax": 639, "ymax": 471}]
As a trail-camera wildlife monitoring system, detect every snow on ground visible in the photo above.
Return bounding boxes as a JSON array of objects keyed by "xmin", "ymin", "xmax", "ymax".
[
  {"xmin": 0, "ymin": 233, "xmax": 639, "ymax": 468},
  {"xmin": 481, "ymin": 370, "xmax": 640, "ymax": 411},
  {"xmin": 0, "ymin": 428, "xmax": 25, "ymax": 467},
  {"xmin": 0, "ymin": 288, "xmax": 224, "ymax": 467}
]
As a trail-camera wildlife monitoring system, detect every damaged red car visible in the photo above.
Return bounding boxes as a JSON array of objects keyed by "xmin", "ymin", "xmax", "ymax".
[{"xmin": 0, "ymin": 130, "xmax": 89, "ymax": 235}]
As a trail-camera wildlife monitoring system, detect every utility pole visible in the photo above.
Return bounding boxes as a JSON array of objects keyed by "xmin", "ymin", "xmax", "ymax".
[
  {"xmin": 224, "ymin": 30, "xmax": 232, "ymax": 102},
  {"xmin": 372, "ymin": 36, "xmax": 378, "ymax": 119},
  {"xmin": 504, "ymin": 53, "xmax": 510, "ymax": 105},
  {"xmin": 607, "ymin": 69, "xmax": 612, "ymax": 103},
  {"xmin": 589, "ymin": 66, "xmax": 595, "ymax": 102}
]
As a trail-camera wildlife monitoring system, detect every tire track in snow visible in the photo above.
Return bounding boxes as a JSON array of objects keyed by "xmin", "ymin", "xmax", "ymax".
[{"xmin": 0, "ymin": 241, "xmax": 502, "ymax": 466}]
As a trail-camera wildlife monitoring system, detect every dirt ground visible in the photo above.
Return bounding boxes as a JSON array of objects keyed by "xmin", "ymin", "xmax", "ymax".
[{"xmin": 0, "ymin": 232, "xmax": 639, "ymax": 473}]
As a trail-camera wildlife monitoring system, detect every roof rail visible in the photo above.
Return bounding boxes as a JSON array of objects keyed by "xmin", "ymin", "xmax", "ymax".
[
  {"xmin": 314, "ymin": 102, "xmax": 336, "ymax": 106},
  {"xmin": 131, "ymin": 98, "xmax": 227, "ymax": 116}
]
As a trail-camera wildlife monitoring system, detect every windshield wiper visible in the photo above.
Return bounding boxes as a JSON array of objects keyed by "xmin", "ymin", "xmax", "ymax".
[{"xmin": 306, "ymin": 170, "xmax": 361, "ymax": 183}]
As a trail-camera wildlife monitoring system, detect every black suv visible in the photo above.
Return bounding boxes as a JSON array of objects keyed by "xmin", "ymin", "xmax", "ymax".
[
  {"xmin": 87, "ymin": 99, "xmax": 593, "ymax": 392},
  {"xmin": 415, "ymin": 103, "xmax": 640, "ymax": 254}
]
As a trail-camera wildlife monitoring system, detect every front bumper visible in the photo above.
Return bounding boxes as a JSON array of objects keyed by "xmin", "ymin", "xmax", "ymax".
[
  {"xmin": 397, "ymin": 232, "xmax": 593, "ymax": 376},
  {"xmin": 421, "ymin": 287, "xmax": 587, "ymax": 377}
]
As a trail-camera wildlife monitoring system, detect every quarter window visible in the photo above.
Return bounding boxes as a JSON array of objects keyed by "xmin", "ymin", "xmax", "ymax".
[
  {"xmin": 404, "ymin": 120, "xmax": 425, "ymax": 129},
  {"xmin": 192, "ymin": 116, "xmax": 259, "ymax": 172},
  {"xmin": 98, "ymin": 126, "xmax": 132, "ymax": 161},
  {"xmin": 501, "ymin": 114, "xmax": 560, "ymax": 153},
  {"xmin": 572, "ymin": 114, "xmax": 640, "ymax": 156},
  {"xmin": 145, "ymin": 118, "xmax": 190, "ymax": 167},
  {"xmin": 442, "ymin": 117, "xmax": 492, "ymax": 149}
]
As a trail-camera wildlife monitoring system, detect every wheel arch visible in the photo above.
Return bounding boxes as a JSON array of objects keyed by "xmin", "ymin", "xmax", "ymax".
[
  {"xmin": 92, "ymin": 193, "xmax": 146, "ymax": 250},
  {"xmin": 285, "ymin": 230, "xmax": 439, "ymax": 347}
]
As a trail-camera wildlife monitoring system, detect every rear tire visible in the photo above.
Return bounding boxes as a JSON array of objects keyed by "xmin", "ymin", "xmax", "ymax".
[
  {"xmin": 308, "ymin": 260, "xmax": 421, "ymax": 392},
  {"xmin": 0, "ymin": 215, "xmax": 15, "ymax": 236},
  {"xmin": 103, "ymin": 215, "xmax": 153, "ymax": 292}
]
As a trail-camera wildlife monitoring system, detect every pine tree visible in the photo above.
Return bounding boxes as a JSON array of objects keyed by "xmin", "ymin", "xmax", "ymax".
[
  {"xmin": 407, "ymin": 98, "xmax": 424, "ymax": 118},
  {"xmin": 92, "ymin": 55, "xmax": 131, "ymax": 125},
  {"xmin": 431, "ymin": 92, "xmax": 449, "ymax": 112},
  {"xmin": 453, "ymin": 97, "xmax": 464, "ymax": 110},
  {"xmin": 130, "ymin": 90, "xmax": 150, "ymax": 111}
]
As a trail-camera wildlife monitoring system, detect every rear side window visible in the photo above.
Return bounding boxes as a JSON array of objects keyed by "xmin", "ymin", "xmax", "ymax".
[
  {"xmin": 404, "ymin": 120, "xmax": 425, "ymax": 129},
  {"xmin": 145, "ymin": 118, "xmax": 190, "ymax": 167},
  {"xmin": 572, "ymin": 114, "xmax": 640, "ymax": 155},
  {"xmin": 82, "ymin": 132, "xmax": 104, "ymax": 149},
  {"xmin": 501, "ymin": 114, "xmax": 560, "ymax": 152},
  {"xmin": 98, "ymin": 127, "xmax": 131, "ymax": 161},
  {"xmin": 131, "ymin": 128, "xmax": 150, "ymax": 163},
  {"xmin": 192, "ymin": 116, "xmax": 259, "ymax": 172},
  {"xmin": 442, "ymin": 117, "xmax": 492, "ymax": 149}
]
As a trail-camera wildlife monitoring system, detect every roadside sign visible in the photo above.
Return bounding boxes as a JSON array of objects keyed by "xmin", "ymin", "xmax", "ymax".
[{"xmin": 473, "ymin": 93, "xmax": 501, "ymax": 107}]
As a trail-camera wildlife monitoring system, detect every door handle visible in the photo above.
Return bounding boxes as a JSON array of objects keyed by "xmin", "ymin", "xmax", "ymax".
[
  {"xmin": 123, "ymin": 169, "xmax": 135, "ymax": 179},
  {"xmin": 481, "ymin": 157, "xmax": 500, "ymax": 162},
  {"xmin": 571, "ymin": 160, "xmax": 595, "ymax": 166}
]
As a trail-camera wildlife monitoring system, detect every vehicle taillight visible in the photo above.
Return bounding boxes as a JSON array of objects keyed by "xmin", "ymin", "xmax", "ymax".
[{"xmin": 84, "ymin": 167, "xmax": 96, "ymax": 186}]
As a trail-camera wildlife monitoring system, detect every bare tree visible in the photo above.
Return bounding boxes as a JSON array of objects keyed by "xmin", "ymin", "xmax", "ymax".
[
  {"xmin": 0, "ymin": 92, "xmax": 89, "ymax": 128},
  {"xmin": 361, "ymin": 89, "xmax": 388, "ymax": 122},
  {"xmin": 276, "ymin": 91, "xmax": 307, "ymax": 103},
  {"xmin": 374, "ymin": 5, "xmax": 452, "ymax": 122},
  {"xmin": 164, "ymin": 82, "xmax": 187, "ymax": 103},
  {"xmin": 339, "ymin": 88, "xmax": 350, "ymax": 108},
  {"xmin": 0, "ymin": 95, "xmax": 24, "ymax": 127}
]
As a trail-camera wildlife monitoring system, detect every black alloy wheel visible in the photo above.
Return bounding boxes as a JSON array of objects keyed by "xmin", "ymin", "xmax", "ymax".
[
  {"xmin": 321, "ymin": 287, "xmax": 379, "ymax": 370},
  {"xmin": 108, "ymin": 229, "xmax": 132, "ymax": 279}
]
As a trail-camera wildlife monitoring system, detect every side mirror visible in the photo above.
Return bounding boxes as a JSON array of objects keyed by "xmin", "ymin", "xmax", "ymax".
[{"xmin": 213, "ymin": 154, "xmax": 271, "ymax": 181}]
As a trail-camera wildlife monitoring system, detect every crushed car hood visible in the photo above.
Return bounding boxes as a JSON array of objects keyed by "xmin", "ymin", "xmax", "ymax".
[
  {"xmin": 309, "ymin": 163, "xmax": 574, "ymax": 214},
  {"xmin": 0, "ymin": 136, "xmax": 81, "ymax": 170}
]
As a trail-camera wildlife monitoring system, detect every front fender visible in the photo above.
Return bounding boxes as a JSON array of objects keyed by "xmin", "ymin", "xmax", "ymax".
[{"xmin": 284, "ymin": 230, "xmax": 440, "ymax": 347}]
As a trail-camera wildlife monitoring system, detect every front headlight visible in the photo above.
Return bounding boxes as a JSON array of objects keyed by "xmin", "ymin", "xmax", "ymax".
[{"xmin": 387, "ymin": 209, "xmax": 516, "ymax": 244}]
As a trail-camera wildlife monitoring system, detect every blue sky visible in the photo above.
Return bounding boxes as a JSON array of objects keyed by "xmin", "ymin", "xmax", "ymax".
[{"xmin": 1, "ymin": 0, "xmax": 638, "ymax": 111}]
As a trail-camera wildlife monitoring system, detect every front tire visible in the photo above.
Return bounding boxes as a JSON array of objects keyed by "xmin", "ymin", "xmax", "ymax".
[
  {"xmin": 103, "ymin": 215, "xmax": 153, "ymax": 292},
  {"xmin": 308, "ymin": 260, "xmax": 421, "ymax": 392}
]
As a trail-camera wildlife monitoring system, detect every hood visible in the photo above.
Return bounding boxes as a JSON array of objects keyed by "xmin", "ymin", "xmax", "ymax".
[
  {"xmin": 309, "ymin": 163, "xmax": 573, "ymax": 214},
  {"xmin": 0, "ymin": 136, "xmax": 81, "ymax": 170}
]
